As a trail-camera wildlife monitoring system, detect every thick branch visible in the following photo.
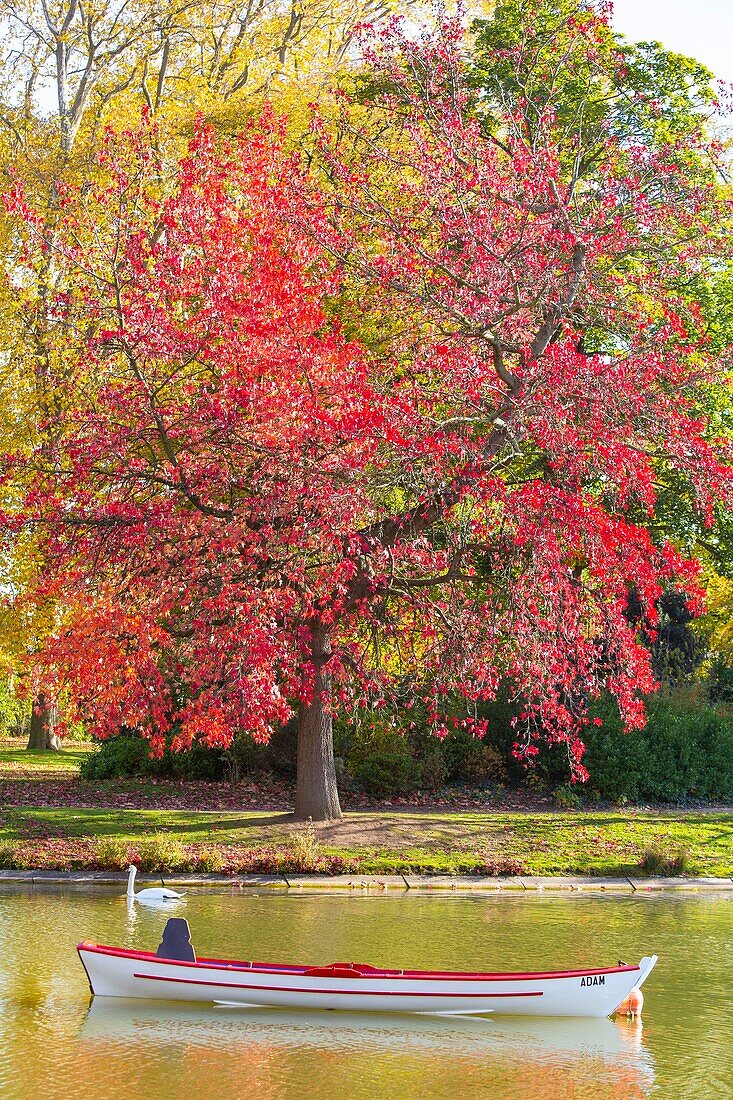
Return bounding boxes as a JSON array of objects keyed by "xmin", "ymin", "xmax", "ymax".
[{"xmin": 529, "ymin": 241, "xmax": 586, "ymax": 360}]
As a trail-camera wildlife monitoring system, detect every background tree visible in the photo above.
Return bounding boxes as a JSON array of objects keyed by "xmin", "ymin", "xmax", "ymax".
[
  {"xmin": 471, "ymin": 0, "xmax": 733, "ymax": 550},
  {"xmin": 7, "ymin": 11, "xmax": 733, "ymax": 819},
  {"xmin": 470, "ymin": 0, "xmax": 719, "ymax": 167},
  {"xmin": 0, "ymin": 0, "xmax": 419, "ymax": 748}
]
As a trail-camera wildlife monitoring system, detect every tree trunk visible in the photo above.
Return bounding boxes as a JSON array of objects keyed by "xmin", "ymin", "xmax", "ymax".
[
  {"xmin": 294, "ymin": 623, "xmax": 342, "ymax": 821},
  {"xmin": 27, "ymin": 693, "xmax": 61, "ymax": 751}
]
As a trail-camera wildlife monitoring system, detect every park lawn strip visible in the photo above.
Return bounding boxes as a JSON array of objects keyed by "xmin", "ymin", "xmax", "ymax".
[
  {"xmin": 0, "ymin": 745, "xmax": 95, "ymax": 776},
  {"xmin": 0, "ymin": 809, "xmax": 731, "ymax": 877}
]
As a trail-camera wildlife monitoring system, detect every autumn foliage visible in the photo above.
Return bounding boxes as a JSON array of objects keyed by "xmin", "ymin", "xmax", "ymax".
[
  {"xmin": 8, "ymin": 115, "xmax": 386, "ymax": 749},
  {"xmin": 4, "ymin": 13, "xmax": 733, "ymax": 819}
]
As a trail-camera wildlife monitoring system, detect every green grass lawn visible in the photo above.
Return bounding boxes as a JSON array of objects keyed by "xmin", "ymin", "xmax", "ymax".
[
  {"xmin": 1, "ymin": 741, "xmax": 731, "ymax": 876},
  {"xmin": 0, "ymin": 743, "xmax": 95, "ymax": 773},
  {"xmin": 1, "ymin": 807, "xmax": 731, "ymax": 877}
]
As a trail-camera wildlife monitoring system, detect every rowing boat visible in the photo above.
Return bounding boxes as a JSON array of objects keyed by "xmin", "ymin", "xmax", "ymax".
[{"xmin": 78, "ymin": 919, "xmax": 657, "ymax": 1017}]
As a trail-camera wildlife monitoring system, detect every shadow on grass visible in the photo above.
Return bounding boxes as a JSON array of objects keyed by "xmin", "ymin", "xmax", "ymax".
[
  {"xmin": 0, "ymin": 809, "xmax": 293, "ymax": 841},
  {"xmin": 0, "ymin": 748, "xmax": 92, "ymax": 769}
]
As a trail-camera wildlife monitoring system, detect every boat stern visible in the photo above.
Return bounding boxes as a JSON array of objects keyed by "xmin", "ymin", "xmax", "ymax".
[{"xmin": 77, "ymin": 943, "xmax": 146, "ymax": 998}]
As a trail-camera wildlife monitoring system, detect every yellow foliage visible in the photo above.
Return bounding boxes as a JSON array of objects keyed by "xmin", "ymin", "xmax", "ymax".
[{"xmin": 698, "ymin": 572, "xmax": 733, "ymax": 665}]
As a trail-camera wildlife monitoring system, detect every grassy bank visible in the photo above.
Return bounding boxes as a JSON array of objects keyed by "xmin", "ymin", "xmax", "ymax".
[
  {"xmin": 0, "ymin": 808, "xmax": 731, "ymax": 877},
  {"xmin": 1, "ymin": 742, "xmax": 730, "ymax": 877}
]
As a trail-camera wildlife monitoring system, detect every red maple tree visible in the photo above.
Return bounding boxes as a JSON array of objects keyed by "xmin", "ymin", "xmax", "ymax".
[{"xmin": 6, "ymin": 16, "xmax": 732, "ymax": 820}]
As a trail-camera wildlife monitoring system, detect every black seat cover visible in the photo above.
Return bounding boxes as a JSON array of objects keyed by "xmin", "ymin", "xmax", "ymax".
[{"xmin": 156, "ymin": 917, "xmax": 196, "ymax": 962}]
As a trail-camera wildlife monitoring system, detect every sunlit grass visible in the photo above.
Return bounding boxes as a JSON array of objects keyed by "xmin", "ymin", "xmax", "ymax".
[
  {"xmin": 1, "ymin": 808, "xmax": 731, "ymax": 877},
  {"xmin": 0, "ymin": 742, "xmax": 94, "ymax": 773},
  {"xmin": 1, "ymin": 743, "xmax": 730, "ymax": 876}
]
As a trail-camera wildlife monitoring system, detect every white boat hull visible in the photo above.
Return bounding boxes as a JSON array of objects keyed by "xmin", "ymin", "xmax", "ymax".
[{"xmin": 78, "ymin": 943, "xmax": 658, "ymax": 1018}]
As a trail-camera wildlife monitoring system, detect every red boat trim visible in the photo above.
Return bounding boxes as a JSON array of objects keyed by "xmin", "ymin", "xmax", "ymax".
[
  {"xmin": 131, "ymin": 972, "xmax": 544, "ymax": 998},
  {"xmin": 78, "ymin": 944, "xmax": 640, "ymax": 982}
]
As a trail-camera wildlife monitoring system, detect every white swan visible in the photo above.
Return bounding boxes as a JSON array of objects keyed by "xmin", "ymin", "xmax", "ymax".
[{"xmin": 127, "ymin": 864, "xmax": 184, "ymax": 904}]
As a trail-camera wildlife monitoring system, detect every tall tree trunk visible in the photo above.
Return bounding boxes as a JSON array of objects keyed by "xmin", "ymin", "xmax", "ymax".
[
  {"xmin": 294, "ymin": 622, "xmax": 342, "ymax": 821},
  {"xmin": 27, "ymin": 692, "xmax": 61, "ymax": 751}
]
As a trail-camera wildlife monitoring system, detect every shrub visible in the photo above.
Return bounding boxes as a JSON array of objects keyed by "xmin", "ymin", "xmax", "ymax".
[
  {"xmin": 266, "ymin": 719, "xmax": 299, "ymax": 777},
  {"xmin": 80, "ymin": 733, "xmax": 159, "ymax": 780},
  {"xmin": 420, "ymin": 747, "xmax": 448, "ymax": 790},
  {"xmin": 583, "ymin": 692, "xmax": 733, "ymax": 803},
  {"xmin": 168, "ymin": 743, "xmax": 226, "ymax": 781},
  {"xmin": 338, "ymin": 713, "xmax": 425, "ymax": 797},
  {"xmin": 553, "ymin": 784, "xmax": 583, "ymax": 809},
  {"xmin": 133, "ymin": 833, "xmax": 191, "ymax": 872},
  {"xmin": 352, "ymin": 752, "xmax": 423, "ymax": 797},
  {"xmin": 286, "ymin": 827, "xmax": 323, "ymax": 871},
  {"xmin": 469, "ymin": 855, "xmax": 525, "ymax": 876},
  {"xmin": 94, "ymin": 838, "xmax": 133, "ymax": 870},
  {"xmin": 80, "ymin": 729, "xmax": 228, "ymax": 781},
  {"xmin": 195, "ymin": 846, "xmax": 226, "ymax": 873},
  {"xmin": 706, "ymin": 659, "xmax": 733, "ymax": 705},
  {"xmin": 223, "ymin": 735, "xmax": 269, "ymax": 780},
  {"xmin": 0, "ymin": 842, "xmax": 18, "ymax": 869},
  {"xmin": 441, "ymin": 732, "xmax": 508, "ymax": 785},
  {"xmin": 639, "ymin": 848, "xmax": 691, "ymax": 876}
]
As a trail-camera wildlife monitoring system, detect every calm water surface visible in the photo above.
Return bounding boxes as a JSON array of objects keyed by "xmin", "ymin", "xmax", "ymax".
[{"xmin": 0, "ymin": 888, "xmax": 731, "ymax": 1099}]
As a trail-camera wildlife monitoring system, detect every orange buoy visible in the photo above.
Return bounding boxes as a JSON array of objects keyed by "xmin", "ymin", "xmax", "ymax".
[{"xmin": 616, "ymin": 987, "xmax": 644, "ymax": 1017}]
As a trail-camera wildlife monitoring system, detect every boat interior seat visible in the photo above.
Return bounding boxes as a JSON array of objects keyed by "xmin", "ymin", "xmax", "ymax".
[
  {"xmin": 303, "ymin": 962, "xmax": 405, "ymax": 978},
  {"xmin": 156, "ymin": 917, "xmax": 196, "ymax": 962}
]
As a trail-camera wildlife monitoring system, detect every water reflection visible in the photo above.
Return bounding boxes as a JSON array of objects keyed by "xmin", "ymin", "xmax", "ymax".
[
  {"xmin": 82, "ymin": 997, "xmax": 649, "ymax": 1059},
  {"xmin": 80, "ymin": 1000, "xmax": 654, "ymax": 1098}
]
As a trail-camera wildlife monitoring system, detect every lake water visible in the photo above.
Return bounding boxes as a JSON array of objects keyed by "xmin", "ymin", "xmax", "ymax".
[{"xmin": 0, "ymin": 887, "xmax": 731, "ymax": 1099}]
